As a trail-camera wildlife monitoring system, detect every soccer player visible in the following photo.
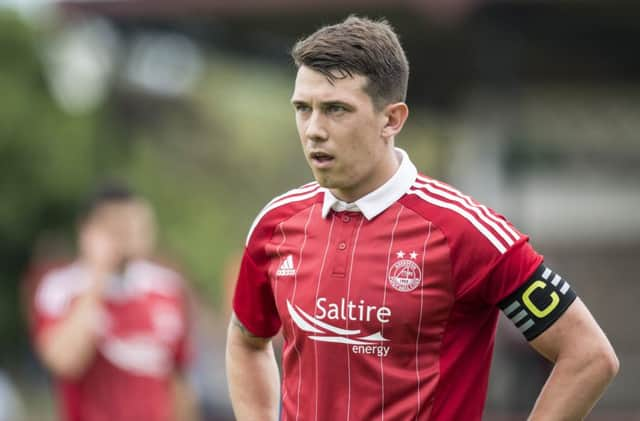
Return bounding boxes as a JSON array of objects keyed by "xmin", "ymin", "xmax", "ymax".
[
  {"xmin": 32, "ymin": 185, "xmax": 193, "ymax": 421},
  {"xmin": 226, "ymin": 16, "xmax": 619, "ymax": 420}
]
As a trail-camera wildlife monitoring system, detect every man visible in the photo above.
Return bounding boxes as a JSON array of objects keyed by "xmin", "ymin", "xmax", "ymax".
[
  {"xmin": 226, "ymin": 16, "xmax": 619, "ymax": 420},
  {"xmin": 32, "ymin": 185, "xmax": 193, "ymax": 421}
]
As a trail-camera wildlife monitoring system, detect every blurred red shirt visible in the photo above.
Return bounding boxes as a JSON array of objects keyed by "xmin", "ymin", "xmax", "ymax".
[{"xmin": 32, "ymin": 260, "xmax": 191, "ymax": 421}]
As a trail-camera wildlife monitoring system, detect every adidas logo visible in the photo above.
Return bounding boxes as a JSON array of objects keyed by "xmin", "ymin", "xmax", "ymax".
[{"xmin": 276, "ymin": 255, "xmax": 296, "ymax": 276}]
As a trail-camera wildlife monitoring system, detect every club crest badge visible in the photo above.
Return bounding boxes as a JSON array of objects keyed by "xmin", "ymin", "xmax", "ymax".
[{"xmin": 388, "ymin": 250, "xmax": 422, "ymax": 292}]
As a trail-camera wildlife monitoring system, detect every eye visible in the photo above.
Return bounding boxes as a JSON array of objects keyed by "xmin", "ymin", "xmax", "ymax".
[
  {"xmin": 294, "ymin": 103, "xmax": 311, "ymax": 113},
  {"xmin": 327, "ymin": 104, "xmax": 347, "ymax": 114}
]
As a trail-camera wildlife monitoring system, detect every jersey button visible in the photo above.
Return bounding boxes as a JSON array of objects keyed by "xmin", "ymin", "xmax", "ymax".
[
  {"xmin": 342, "ymin": 215, "xmax": 351, "ymax": 223},
  {"xmin": 338, "ymin": 242, "xmax": 347, "ymax": 250}
]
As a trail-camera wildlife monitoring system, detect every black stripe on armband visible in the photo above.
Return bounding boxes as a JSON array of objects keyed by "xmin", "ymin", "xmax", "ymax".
[{"xmin": 498, "ymin": 264, "xmax": 577, "ymax": 341}]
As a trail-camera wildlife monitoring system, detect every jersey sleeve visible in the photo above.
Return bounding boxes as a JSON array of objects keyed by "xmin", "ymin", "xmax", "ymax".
[
  {"xmin": 481, "ymin": 239, "xmax": 544, "ymax": 305},
  {"xmin": 32, "ymin": 268, "xmax": 77, "ymax": 339},
  {"xmin": 451, "ymin": 216, "xmax": 578, "ymax": 341},
  {"xmin": 232, "ymin": 246, "xmax": 281, "ymax": 338},
  {"xmin": 232, "ymin": 184, "xmax": 322, "ymax": 337},
  {"xmin": 447, "ymin": 211, "xmax": 543, "ymax": 306}
]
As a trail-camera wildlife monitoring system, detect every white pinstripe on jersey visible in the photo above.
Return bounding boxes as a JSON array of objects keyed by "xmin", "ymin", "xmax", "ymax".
[
  {"xmin": 380, "ymin": 205, "xmax": 405, "ymax": 420},
  {"xmin": 312, "ymin": 213, "xmax": 336, "ymax": 421},
  {"xmin": 345, "ymin": 217, "xmax": 365, "ymax": 421},
  {"xmin": 246, "ymin": 182, "xmax": 323, "ymax": 245},
  {"xmin": 415, "ymin": 222, "xmax": 432, "ymax": 420},
  {"xmin": 289, "ymin": 202, "xmax": 316, "ymax": 421},
  {"xmin": 408, "ymin": 181, "xmax": 512, "ymax": 254},
  {"xmin": 274, "ymin": 223, "xmax": 289, "ymax": 313},
  {"xmin": 274, "ymin": 222, "xmax": 289, "ymax": 421}
]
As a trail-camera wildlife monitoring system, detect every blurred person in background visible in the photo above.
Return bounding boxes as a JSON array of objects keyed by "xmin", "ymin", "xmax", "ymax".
[
  {"xmin": 22, "ymin": 231, "xmax": 74, "ymax": 331},
  {"xmin": 30, "ymin": 184, "xmax": 197, "ymax": 421},
  {"xmin": 226, "ymin": 15, "xmax": 619, "ymax": 421}
]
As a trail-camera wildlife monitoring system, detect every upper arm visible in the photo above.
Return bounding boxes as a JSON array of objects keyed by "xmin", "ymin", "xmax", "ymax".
[
  {"xmin": 232, "ymin": 248, "xmax": 281, "ymax": 338},
  {"xmin": 228, "ymin": 312, "xmax": 273, "ymax": 350},
  {"xmin": 33, "ymin": 274, "xmax": 71, "ymax": 354},
  {"xmin": 497, "ymin": 262, "xmax": 618, "ymax": 375},
  {"xmin": 529, "ymin": 297, "xmax": 615, "ymax": 363}
]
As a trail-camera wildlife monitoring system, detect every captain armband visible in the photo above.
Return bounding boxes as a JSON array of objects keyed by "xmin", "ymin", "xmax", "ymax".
[{"xmin": 498, "ymin": 264, "xmax": 577, "ymax": 341}]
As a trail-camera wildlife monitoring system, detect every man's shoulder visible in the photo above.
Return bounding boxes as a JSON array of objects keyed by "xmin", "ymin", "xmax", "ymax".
[
  {"xmin": 245, "ymin": 181, "xmax": 324, "ymax": 245},
  {"xmin": 262, "ymin": 181, "xmax": 323, "ymax": 211},
  {"xmin": 401, "ymin": 173, "xmax": 478, "ymax": 222},
  {"xmin": 401, "ymin": 173, "xmax": 522, "ymax": 255},
  {"xmin": 35, "ymin": 262, "xmax": 86, "ymax": 316}
]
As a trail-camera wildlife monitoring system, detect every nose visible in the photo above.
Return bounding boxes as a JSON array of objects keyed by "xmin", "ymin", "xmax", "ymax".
[{"xmin": 305, "ymin": 110, "xmax": 328, "ymax": 143}]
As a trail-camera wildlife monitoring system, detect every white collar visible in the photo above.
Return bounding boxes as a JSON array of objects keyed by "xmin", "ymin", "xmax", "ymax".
[{"xmin": 321, "ymin": 148, "xmax": 417, "ymax": 220}]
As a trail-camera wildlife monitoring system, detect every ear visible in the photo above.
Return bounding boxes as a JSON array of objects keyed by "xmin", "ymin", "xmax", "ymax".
[{"xmin": 381, "ymin": 102, "xmax": 409, "ymax": 140}]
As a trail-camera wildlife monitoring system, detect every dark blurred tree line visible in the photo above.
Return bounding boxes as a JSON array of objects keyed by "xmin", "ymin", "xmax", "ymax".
[
  {"xmin": 0, "ymin": 10, "xmax": 302, "ymax": 361},
  {"xmin": 0, "ymin": 11, "xmax": 105, "ymax": 358}
]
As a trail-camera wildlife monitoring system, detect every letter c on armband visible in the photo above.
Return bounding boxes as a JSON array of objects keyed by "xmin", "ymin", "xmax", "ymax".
[{"xmin": 522, "ymin": 280, "xmax": 559, "ymax": 318}]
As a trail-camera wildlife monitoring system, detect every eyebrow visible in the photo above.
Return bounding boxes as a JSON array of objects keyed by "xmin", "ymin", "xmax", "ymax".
[{"xmin": 291, "ymin": 99, "xmax": 353, "ymax": 109}]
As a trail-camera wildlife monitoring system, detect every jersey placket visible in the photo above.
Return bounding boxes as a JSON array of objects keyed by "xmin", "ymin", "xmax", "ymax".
[{"xmin": 329, "ymin": 212, "xmax": 361, "ymax": 277}]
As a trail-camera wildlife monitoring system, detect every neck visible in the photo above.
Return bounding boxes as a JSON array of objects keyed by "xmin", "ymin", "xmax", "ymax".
[{"xmin": 331, "ymin": 147, "xmax": 400, "ymax": 203}]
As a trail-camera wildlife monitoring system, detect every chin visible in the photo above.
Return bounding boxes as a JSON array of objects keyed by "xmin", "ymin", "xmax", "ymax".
[
  {"xmin": 313, "ymin": 174, "xmax": 336, "ymax": 188},
  {"xmin": 312, "ymin": 168, "xmax": 350, "ymax": 190},
  {"xmin": 314, "ymin": 178, "xmax": 330, "ymax": 188},
  {"xmin": 317, "ymin": 178, "xmax": 351, "ymax": 194},
  {"xmin": 311, "ymin": 171, "xmax": 327, "ymax": 186}
]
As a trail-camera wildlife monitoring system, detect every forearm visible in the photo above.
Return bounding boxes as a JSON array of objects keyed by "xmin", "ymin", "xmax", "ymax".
[
  {"xmin": 528, "ymin": 351, "xmax": 618, "ymax": 420},
  {"xmin": 528, "ymin": 299, "xmax": 619, "ymax": 420},
  {"xmin": 39, "ymin": 292, "xmax": 104, "ymax": 378},
  {"xmin": 226, "ymin": 319, "xmax": 280, "ymax": 421}
]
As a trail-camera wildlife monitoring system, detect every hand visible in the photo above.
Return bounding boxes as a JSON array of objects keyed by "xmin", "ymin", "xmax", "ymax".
[{"xmin": 80, "ymin": 223, "xmax": 123, "ymax": 279}]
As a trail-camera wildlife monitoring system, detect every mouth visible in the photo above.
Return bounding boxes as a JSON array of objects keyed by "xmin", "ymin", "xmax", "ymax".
[{"xmin": 309, "ymin": 151, "xmax": 335, "ymax": 168}]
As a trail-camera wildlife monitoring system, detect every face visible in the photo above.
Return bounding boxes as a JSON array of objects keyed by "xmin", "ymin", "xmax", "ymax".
[
  {"xmin": 121, "ymin": 200, "xmax": 156, "ymax": 259},
  {"xmin": 291, "ymin": 66, "xmax": 398, "ymax": 202},
  {"xmin": 79, "ymin": 204, "xmax": 129, "ymax": 270},
  {"xmin": 80, "ymin": 201, "xmax": 156, "ymax": 265}
]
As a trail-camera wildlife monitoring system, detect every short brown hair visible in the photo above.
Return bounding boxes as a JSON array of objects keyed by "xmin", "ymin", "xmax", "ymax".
[
  {"xmin": 291, "ymin": 15, "xmax": 409, "ymax": 109},
  {"xmin": 78, "ymin": 182, "xmax": 135, "ymax": 226}
]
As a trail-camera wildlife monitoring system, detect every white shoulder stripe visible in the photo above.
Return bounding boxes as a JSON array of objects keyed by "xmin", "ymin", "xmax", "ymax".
[
  {"xmin": 416, "ymin": 175, "xmax": 519, "ymax": 241},
  {"xmin": 408, "ymin": 187, "xmax": 507, "ymax": 253},
  {"xmin": 263, "ymin": 182, "xmax": 319, "ymax": 210},
  {"xmin": 246, "ymin": 184, "xmax": 323, "ymax": 246},
  {"xmin": 413, "ymin": 178, "xmax": 517, "ymax": 246}
]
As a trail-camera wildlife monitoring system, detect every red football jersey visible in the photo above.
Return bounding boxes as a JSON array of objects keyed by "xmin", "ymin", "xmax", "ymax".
[
  {"xmin": 34, "ymin": 260, "xmax": 191, "ymax": 421},
  {"xmin": 234, "ymin": 149, "xmax": 543, "ymax": 420}
]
